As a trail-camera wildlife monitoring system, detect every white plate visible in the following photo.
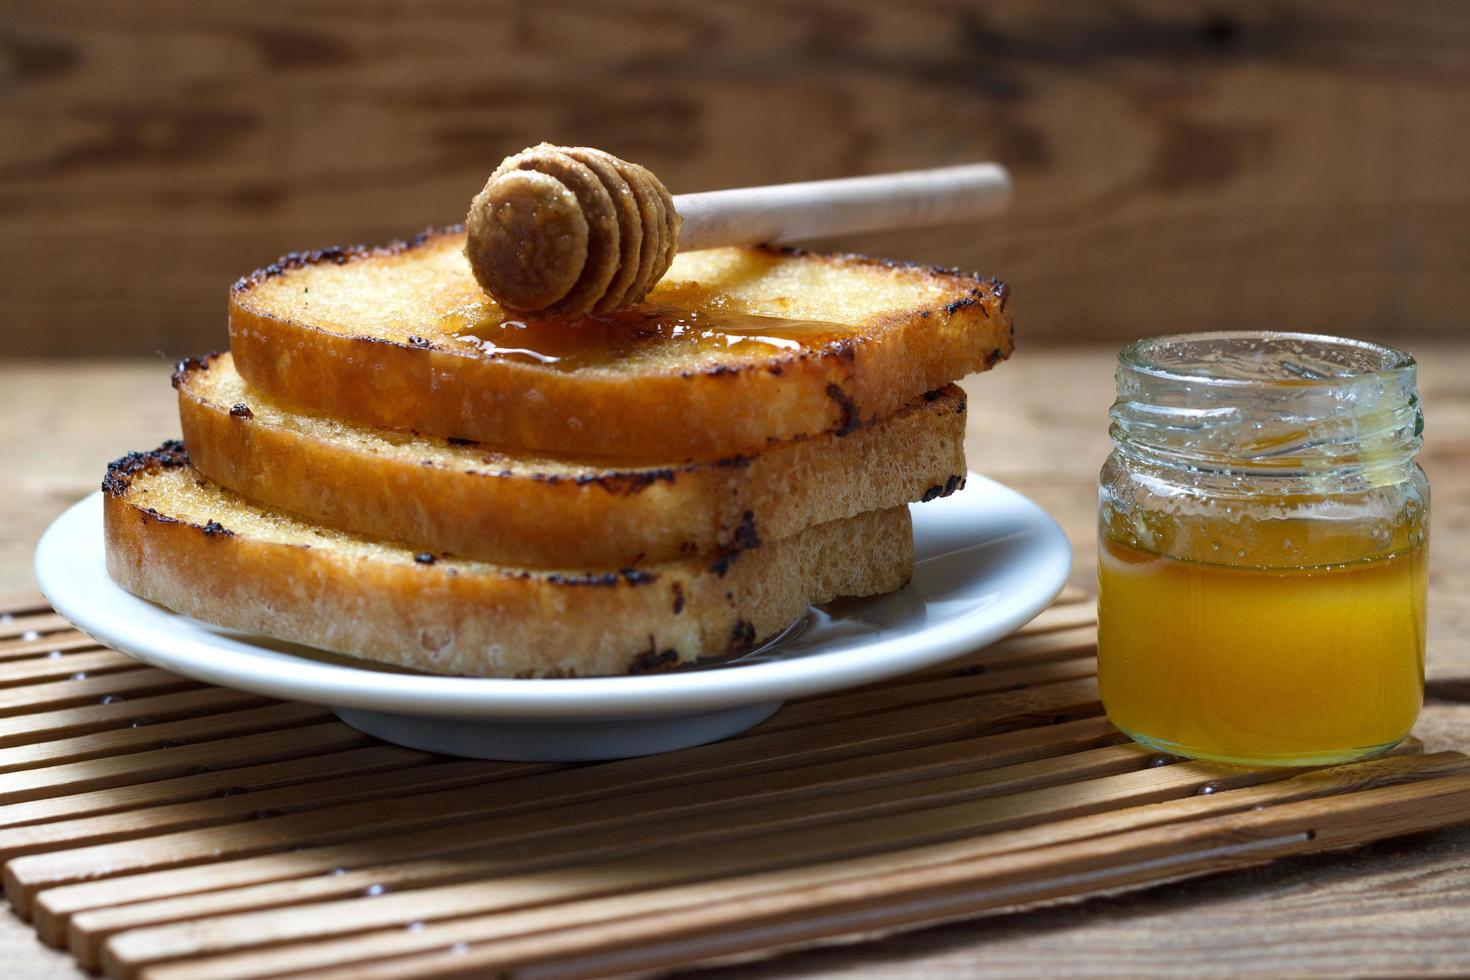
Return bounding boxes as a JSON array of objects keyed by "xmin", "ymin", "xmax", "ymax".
[{"xmin": 35, "ymin": 474, "xmax": 1071, "ymax": 761}]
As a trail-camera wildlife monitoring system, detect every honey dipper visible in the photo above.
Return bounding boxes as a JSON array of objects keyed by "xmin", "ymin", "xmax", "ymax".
[{"xmin": 466, "ymin": 143, "xmax": 1011, "ymax": 318}]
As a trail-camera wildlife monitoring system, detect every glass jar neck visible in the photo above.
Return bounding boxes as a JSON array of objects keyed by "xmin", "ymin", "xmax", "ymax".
[{"xmin": 1110, "ymin": 332, "xmax": 1422, "ymax": 489}]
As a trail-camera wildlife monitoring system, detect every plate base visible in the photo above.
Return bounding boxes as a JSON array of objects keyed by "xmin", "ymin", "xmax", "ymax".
[{"xmin": 332, "ymin": 700, "xmax": 784, "ymax": 761}]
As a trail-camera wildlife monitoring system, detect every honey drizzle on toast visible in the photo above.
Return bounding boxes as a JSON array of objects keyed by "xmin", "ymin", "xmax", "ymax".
[{"xmin": 440, "ymin": 301, "xmax": 855, "ymax": 370}]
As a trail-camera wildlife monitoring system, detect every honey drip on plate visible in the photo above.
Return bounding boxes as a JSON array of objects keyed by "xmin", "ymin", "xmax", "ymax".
[{"xmin": 439, "ymin": 300, "xmax": 854, "ymax": 370}]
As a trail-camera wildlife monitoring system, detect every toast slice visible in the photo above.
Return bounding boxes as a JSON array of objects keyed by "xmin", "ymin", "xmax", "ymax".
[
  {"xmin": 229, "ymin": 229, "xmax": 1011, "ymax": 461},
  {"xmin": 175, "ymin": 352, "xmax": 966, "ymax": 568},
  {"xmin": 103, "ymin": 443, "xmax": 914, "ymax": 677}
]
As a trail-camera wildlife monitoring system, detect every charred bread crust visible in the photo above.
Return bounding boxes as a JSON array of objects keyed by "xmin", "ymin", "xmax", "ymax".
[
  {"xmin": 920, "ymin": 474, "xmax": 968, "ymax": 502},
  {"xmin": 102, "ymin": 455, "xmax": 915, "ymax": 677},
  {"xmin": 231, "ymin": 227, "xmax": 1010, "ymax": 326},
  {"xmin": 226, "ymin": 232, "xmax": 1011, "ymax": 458},
  {"xmin": 176, "ymin": 356, "xmax": 964, "ymax": 498},
  {"xmin": 175, "ymin": 351, "xmax": 966, "ymax": 567},
  {"xmin": 105, "ymin": 442, "xmax": 787, "ymax": 589},
  {"xmin": 170, "ymin": 352, "xmax": 225, "ymax": 390},
  {"xmin": 102, "ymin": 440, "xmax": 190, "ymax": 496},
  {"xmin": 229, "ymin": 226, "xmax": 450, "ymax": 293}
]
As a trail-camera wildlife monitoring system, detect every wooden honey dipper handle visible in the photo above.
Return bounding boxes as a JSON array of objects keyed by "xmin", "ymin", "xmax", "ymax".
[
  {"xmin": 674, "ymin": 163, "xmax": 1011, "ymax": 252},
  {"xmin": 466, "ymin": 145, "xmax": 1011, "ymax": 318}
]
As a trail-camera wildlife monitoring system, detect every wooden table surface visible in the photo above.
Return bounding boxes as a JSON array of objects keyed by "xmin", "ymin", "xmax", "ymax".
[{"xmin": 0, "ymin": 343, "xmax": 1466, "ymax": 977}]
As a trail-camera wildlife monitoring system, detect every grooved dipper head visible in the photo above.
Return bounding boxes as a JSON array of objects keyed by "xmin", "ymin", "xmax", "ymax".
[{"xmin": 466, "ymin": 144, "xmax": 680, "ymax": 318}]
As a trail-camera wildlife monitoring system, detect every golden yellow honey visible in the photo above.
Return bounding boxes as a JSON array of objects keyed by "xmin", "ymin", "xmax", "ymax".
[
  {"xmin": 441, "ymin": 299, "xmax": 853, "ymax": 370},
  {"xmin": 1097, "ymin": 518, "xmax": 1427, "ymax": 766}
]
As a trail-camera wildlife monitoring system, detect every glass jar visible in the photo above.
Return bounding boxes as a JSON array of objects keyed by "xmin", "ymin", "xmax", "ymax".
[{"xmin": 1097, "ymin": 332, "xmax": 1428, "ymax": 767}]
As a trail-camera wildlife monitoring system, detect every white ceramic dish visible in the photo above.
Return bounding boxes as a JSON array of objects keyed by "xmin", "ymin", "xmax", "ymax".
[{"xmin": 35, "ymin": 474, "xmax": 1070, "ymax": 761}]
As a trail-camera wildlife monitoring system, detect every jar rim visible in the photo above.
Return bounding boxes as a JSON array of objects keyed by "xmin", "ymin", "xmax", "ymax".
[
  {"xmin": 1111, "ymin": 331, "xmax": 1423, "ymax": 481},
  {"xmin": 1118, "ymin": 331, "xmax": 1415, "ymax": 389}
]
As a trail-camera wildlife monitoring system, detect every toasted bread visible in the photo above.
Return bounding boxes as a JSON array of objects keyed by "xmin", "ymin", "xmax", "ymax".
[
  {"xmin": 103, "ymin": 443, "xmax": 914, "ymax": 677},
  {"xmin": 229, "ymin": 229, "xmax": 1011, "ymax": 460},
  {"xmin": 175, "ymin": 352, "xmax": 966, "ymax": 567}
]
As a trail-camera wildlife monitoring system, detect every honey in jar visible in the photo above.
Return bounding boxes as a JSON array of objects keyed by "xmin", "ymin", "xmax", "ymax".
[{"xmin": 1097, "ymin": 333, "xmax": 1429, "ymax": 766}]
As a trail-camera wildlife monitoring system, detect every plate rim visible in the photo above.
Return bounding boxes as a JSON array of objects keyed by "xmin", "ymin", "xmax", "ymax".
[{"xmin": 35, "ymin": 474, "xmax": 1072, "ymax": 720}]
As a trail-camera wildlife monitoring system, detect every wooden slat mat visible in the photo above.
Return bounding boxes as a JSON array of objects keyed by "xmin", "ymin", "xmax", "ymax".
[{"xmin": 0, "ymin": 590, "xmax": 1466, "ymax": 980}]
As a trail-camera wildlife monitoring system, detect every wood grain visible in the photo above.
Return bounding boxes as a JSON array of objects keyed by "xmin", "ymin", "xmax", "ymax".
[
  {"xmin": 364, "ymin": 772, "xmax": 1470, "ymax": 980},
  {"xmin": 0, "ymin": 745, "xmax": 430, "ymax": 830},
  {"xmin": 55, "ymin": 728, "xmax": 1124, "ymax": 958},
  {"xmin": 0, "ymin": 614, "xmax": 72, "ymax": 642},
  {"xmin": 28, "ymin": 714, "xmax": 1121, "ymax": 951},
  {"xmin": 2, "ymin": 0, "xmax": 1469, "ymax": 358},
  {"xmin": 117, "ymin": 752, "xmax": 1462, "ymax": 980},
  {"xmin": 0, "ymin": 635, "xmax": 105, "ymax": 661},
  {"xmin": 0, "ymin": 587, "xmax": 1458, "ymax": 979},
  {"xmin": 0, "ymin": 593, "xmax": 1446, "ymax": 980},
  {"xmin": 0, "ymin": 668, "xmax": 197, "ymax": 720},
  {"xmin": 97, "ymin": 764, "xmax": 1470, "ymax": 980},
  {"xmin": 0, "ymin": 687, "xmax": 265, "ymax": 751},
  {"xmin": 3, "ymin": 678, "xmax": 1104, "ymax": 911}
]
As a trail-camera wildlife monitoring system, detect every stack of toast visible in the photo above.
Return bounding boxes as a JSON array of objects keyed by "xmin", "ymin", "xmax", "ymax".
[{"xmin": 103, "ymin": 229, "xmax": 1012, "ymax": 677}]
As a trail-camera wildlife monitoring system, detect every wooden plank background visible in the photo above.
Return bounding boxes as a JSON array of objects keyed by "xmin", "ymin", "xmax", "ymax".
[{"xmin": 2, "ymin": 0, "xmax": 1468, "ymax": 358}]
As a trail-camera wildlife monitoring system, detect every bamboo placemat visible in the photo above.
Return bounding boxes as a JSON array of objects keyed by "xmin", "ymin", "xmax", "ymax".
[{"xmin": 0, "ymin": 587, "xmax": 1466, "ymax": 980}]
